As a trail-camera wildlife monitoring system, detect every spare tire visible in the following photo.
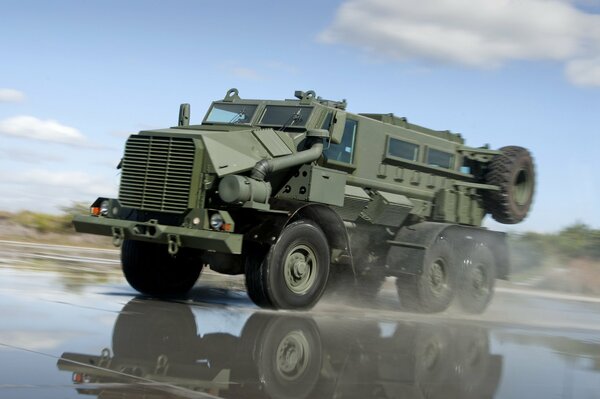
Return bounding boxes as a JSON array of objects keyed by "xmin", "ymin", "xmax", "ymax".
[{"xmin": 483, "ymin": 146, "xmax": 535, "ymax": 224}]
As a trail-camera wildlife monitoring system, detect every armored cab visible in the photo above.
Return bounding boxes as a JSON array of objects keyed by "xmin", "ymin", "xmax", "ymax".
[{"xmin": 74, "ymin": 89, "xmax": 535, "ymax": 313}]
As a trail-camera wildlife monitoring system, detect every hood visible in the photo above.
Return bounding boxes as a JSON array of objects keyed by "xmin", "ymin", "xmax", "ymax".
[{"xmin": 140, "ymin": 127, "xmax": 297, "ymax": 177}]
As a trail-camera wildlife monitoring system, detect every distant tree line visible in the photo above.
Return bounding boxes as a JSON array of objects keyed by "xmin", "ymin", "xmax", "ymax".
[
  {"xmin": 0, "ymin": 202, "xmax": 89, "ymax": 234},
  {"xmin": 509, "ymin": 223, "xmax": 600, "ymax": 272}
]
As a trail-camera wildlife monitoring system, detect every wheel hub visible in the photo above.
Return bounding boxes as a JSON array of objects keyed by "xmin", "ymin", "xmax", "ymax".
[
  {"xmin": 471, "ymin": 266, "xmax": 488, "ymax": 297},
  {"xmin": 284, "ymin": 244, "xmax": 318, "ymax": 294},
  {"xmin": 292, "ymin": 258, "xmax": 308, "ymax": 278},
  {"xmin": 276, "ymin": 331, "xmax": 309, "ymax": 380},
  {"xmin": 429, "ymin": 260, "xmax": 446, "ymax": 294},
  {"xmin": 472, "ymin": 267, "xmax": 484, "ymax": 289}
]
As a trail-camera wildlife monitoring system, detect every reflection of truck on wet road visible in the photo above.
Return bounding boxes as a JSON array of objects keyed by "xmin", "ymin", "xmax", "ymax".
[
  {"xmin": 73, "ymin": 89, "xmax": 535, "ymax": 312},
  {"xmin": 57, "ymin": 298, "xmax": 502, "ymax": 399}
]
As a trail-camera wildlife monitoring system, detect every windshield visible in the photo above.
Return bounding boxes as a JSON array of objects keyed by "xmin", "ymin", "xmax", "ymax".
[
  {"xmin": 259, "ymin": 105, "xmax": 313, "ymax": 127},
  {"xmin": 205, "ymin": 103, "xmax": 258, "ymax": 124}
]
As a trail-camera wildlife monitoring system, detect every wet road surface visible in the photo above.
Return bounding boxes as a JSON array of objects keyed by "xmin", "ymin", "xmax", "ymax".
[{"xmin": 1, "ymin": 241, "xmax": 600, "ymax": 398}]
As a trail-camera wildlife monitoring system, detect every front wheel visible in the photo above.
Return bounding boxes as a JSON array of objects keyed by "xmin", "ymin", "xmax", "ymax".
[
  {"xmin": 121, "ymin": 239, "xmax": 202, "ymax": 297},
  {"xmin": 245, "ymin": 220, "xmax": 330, "ymax": 310}
]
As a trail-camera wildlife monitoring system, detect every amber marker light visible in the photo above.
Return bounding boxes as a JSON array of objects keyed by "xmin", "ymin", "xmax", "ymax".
[{"xmin": 90, "ymin": 207, "xmax": 101, "ymax": 216}]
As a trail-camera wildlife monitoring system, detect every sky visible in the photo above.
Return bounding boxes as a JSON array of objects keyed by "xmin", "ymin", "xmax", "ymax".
[{"xmin": 1, "ymin": 0, "xmax": 600, "ymax": 233}]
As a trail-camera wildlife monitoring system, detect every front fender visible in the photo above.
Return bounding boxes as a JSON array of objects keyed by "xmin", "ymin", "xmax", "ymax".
[{"xmin": 244, "ymin": 199, "xmax": 352, "ymax": 265}]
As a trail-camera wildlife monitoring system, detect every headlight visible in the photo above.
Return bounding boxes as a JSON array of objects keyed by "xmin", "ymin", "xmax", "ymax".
[
  {"xmin": 90, "ymin": 198, "xmax": 110, "ymax": 216},
  {"xmin": 210, "ymin": 213, "xmax": 224, "ymax": 230},
  {"xmin": 100, "ymin": 200, "xmax": 110, "ymax": 216}
]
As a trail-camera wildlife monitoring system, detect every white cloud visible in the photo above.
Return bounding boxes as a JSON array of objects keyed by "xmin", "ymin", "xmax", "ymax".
[
  {"xmin": 0, "ymin": 115, "xmax": 89, "ymax": 146},
  {"xmin": 0, "ymin": 88, "xmax": 25, "ymax": 103},
  {"xmin": 565, "ymin": 57, "xmax": 600, "ymax": 86},
  {"xmin": 321, "ymin": 0, "xmax": 600, "ymax": 85}
]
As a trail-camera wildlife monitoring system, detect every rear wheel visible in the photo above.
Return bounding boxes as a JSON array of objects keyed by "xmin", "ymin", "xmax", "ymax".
[
  {"xmin": 396, "ymin": 237, "xmax": 455, "ymax": 313},
  {"xmin": 245, "ymin": 220, "xmax": 330, "ymax": 310},
  {"xmin": 121, "ymin": 239, "xmax": 202, "ymax": 297},
  {"xmin": 457, "ymin": 244, "xmax": 496, "ymax": 314}
]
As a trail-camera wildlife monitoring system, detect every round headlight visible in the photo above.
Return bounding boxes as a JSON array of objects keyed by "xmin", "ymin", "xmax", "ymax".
[
  {"xmin": 100, "ymin": 200, "xmax": 110, "ymax": 216},
  {"xmin": 210, "ymin": 213, "xmax": 224, "ymax": 230}
]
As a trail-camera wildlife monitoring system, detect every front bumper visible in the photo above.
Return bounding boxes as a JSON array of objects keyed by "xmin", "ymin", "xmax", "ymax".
[{"xmin": 73, "ymin": 215, "xmax": 243, "ymax": 254}]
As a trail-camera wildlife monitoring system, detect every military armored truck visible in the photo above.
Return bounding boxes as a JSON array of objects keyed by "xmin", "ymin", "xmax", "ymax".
[{"xmin": 73, "ymin": 89, "xmax": 535, "ymax": 313}]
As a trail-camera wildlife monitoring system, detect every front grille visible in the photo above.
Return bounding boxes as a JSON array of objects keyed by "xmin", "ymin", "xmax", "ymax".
[{"xmin": 119, "ymin": 135, "xmax": 196, "ymax": 213}]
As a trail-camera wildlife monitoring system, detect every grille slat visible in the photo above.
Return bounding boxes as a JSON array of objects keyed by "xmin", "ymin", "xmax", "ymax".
[{"xmin": 118, "ymin": 135, "xmax": 195, "ymax": 213}]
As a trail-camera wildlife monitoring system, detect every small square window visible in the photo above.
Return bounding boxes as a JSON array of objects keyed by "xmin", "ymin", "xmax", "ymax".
[
  {"xmin": 427, "ymin": 149, "xmax": 455, "ymax": 169},
  {"xmin": 388, "ymin": 138, "xmax": 419, "ymax": 161}
]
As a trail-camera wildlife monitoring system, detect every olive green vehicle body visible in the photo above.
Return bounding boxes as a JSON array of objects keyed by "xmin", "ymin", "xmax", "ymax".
[{"xmin": 74, "ymin": 89, "xmax": 522, "ymax": 293}]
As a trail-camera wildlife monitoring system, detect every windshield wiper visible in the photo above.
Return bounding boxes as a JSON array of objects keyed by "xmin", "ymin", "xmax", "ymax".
[
  {"xmin": 279, "ymin": 108, "xmax": 303, "ymax": 131},
  {"xmin": 229, "ymin": 107, "xmax": 248, "ymax": 124}
]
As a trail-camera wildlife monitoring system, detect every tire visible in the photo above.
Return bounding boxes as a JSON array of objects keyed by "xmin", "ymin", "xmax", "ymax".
[
  {"xmin": 112, "ymin": 298, "xmax": 198, "ymax": 364},
  {"xmin": 256, "ymin": 316, "xmax": 322, "ymax": 399},
  {"xmin": 245, "ymin": 246, "xmax": 273, "ymax": 308},
  {"xmin": 414, "ymin": 326, "xmax": 452, "ymax": 398},
  {"xmin": 452, "ymin": 327, "xmax": 491, "ymax": 394},
  {"xmin": 121, "ymin": 239, "xmax": 202, "ymax": 297},
  {"xmin": 396, "ymin": 237, "xmax": 455, "ymax": 313},
  {"xmin": 483, "ymin": 146, "xmax": 535, "ymax": 224},
  {"xmin": 245, "ymin": 220, "xmax": 330, "ymax": 310},
  {"xmin": 457, "ymin": 244, "xmax": 496, "ymax": 314}
]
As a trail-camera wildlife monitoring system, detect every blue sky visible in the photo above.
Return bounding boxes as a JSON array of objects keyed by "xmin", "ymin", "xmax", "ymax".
[{"xmin": 1, "ymin": 0, "xmax": 599, "ymax": 233}]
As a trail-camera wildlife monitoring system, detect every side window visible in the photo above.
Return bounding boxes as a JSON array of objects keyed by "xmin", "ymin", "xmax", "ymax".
[
  {"xmin": 388, "ymin": 137, "xmax": 419, "ymax": 161},
  {"xmin": 323, "ymin": 120, "xmax": 357, "ymax": 164},
  {"xmin": 427, "ymin": 148, "xmax": 455, "ymax": 169}
]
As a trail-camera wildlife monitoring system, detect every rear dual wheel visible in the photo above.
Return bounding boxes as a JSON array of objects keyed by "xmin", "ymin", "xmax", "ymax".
[
  {"xmin": 245, "ymin": 220, "xmax": 330, "ymax": 310},
  {"xmin": 396, "ymin": 237, "xmax": 455, "ymax": 313},
  {"xmin": 396, "ymin": 237, "xmax": 496, "ymax": 314},
  {"xmin": 457, "ymin": 244, "xmax": 496, "ymax": 314}
]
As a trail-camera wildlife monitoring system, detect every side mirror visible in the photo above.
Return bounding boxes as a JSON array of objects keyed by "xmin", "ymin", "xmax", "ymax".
[
  {"xmin": 178, "ymin": 103, "xmax": 190, "ymax": 127},
  {"xmin": 330, "ymin": 110, "xmax": 346, "ymax": 144}
]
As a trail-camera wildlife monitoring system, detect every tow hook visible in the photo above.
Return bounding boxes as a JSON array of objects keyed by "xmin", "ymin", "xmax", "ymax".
[
  {"xmin": 155, "ymin": 355, "xmax": 169, "ymax": 375},
  {"xmin": 99, "ymin": 348, "xmax": 112, "ymax": 368},
  {"xmin": 167, "ymin": 234, "xmax": 181, "ymax": 256},
  {"xmin": 111, "ymin": 227, "xmax": 125, "ymax": 247}
]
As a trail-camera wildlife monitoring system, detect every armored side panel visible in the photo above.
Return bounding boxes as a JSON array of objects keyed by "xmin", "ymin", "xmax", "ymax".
[
  {"xmin": 361, "ymin": 191, "xmax": 413, "ymax": 227},
  {"xmin": 333, "ymin": 186, "xmax": 371, "ymax": 221},
  {"xmin": 276, "ymin": 164, "xmax": 346, "ymax": 207}
]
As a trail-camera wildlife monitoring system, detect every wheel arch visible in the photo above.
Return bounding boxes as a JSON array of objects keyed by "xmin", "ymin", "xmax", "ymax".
[
  {"xmin": 289, "ymin": 204, "xmax": 350, "ymax": 256},
  {"xmin": 243, "ymin": 200, "xmax": 352, "ymax": 266}
]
